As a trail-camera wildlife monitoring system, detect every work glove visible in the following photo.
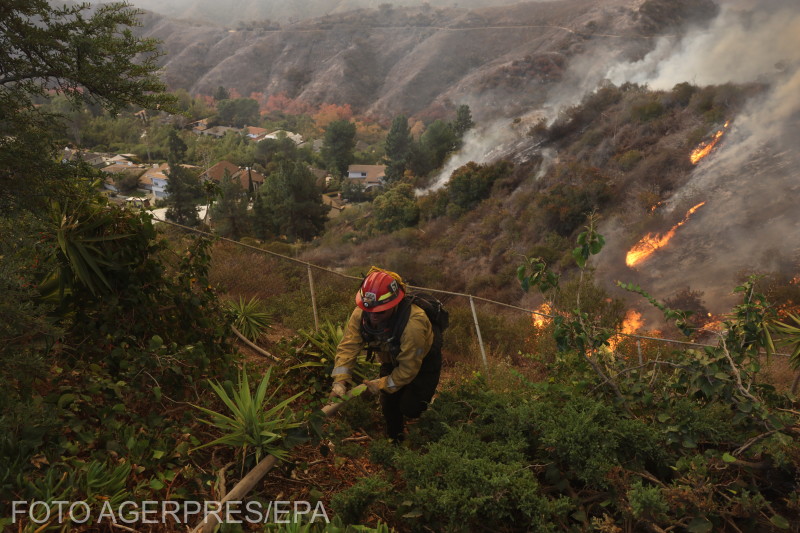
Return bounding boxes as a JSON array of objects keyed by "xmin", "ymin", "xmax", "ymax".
[
  {"xmin": 363, "ymin": 379, "xmax": 382, "ymax": 396},
  {"xmin": 329, "ymin": 382, "xmax": 347, "ymax": 399}
]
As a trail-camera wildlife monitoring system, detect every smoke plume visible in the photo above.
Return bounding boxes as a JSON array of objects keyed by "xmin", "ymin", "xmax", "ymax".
[{"xmin": 598, "ymin": 0, "xmax": 800, "ymax": 312}]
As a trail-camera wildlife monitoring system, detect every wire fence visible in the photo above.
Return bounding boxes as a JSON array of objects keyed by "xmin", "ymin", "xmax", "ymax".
[{"xmin": 153, "ymin": 215, "xmax": 792, "ymax": 370}]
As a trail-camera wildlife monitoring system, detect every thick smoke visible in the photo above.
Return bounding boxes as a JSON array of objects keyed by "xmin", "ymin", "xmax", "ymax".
[
  {"xmin": 597, "ymin": 0, "xmax": 800, "ymax": 313},
  {"xmin": 426, "ymin": 0, "xmax": 800, "ymax": 316}
]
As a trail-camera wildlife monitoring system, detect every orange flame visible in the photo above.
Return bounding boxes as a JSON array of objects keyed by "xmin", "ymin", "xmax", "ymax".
[
  {"xmin": 607, "ymin": 310, "xmax": 644, "ymax": 352},
  {"xmin": 626, "ymin": 202, "xmax": 706, "ymax": 268},
  {"xmin": 690, "ymin": 121, "xmax": 729, "ymax": 164},
  {"xmin": 532, "ymin": 303, "xmax": 553, "ymax": 328},
  {"xmin": 621, "ymin": 309, "xmax": 644, "ymax": 335}
]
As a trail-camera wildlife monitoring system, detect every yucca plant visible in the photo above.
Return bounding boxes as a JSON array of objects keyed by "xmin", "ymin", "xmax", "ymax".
[
  {"xmin": 288, "ymin": 321, "xmax": 378, "ymax": 394},
  {"xmin": 191, "ymin": 368, "xmax": 303, "ymax": 464},
  {"xmin": 772, "ymin": 312, "xmax": 800, "ymax": 369},
  {"xmin": 226, "ymin": 296, "xmax": 272, "ymax": 342}
]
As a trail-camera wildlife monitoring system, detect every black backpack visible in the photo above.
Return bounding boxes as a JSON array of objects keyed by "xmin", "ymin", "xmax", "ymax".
[
  {"xmin": 406, "ymin": 291, "xmax": 449, "ymax": 333},
  {"xmin": 361, "ymin": 291, "xmax": 448, "ymax": 363}
]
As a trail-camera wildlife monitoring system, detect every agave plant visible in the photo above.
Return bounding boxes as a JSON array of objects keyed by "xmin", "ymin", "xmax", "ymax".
[
  {"xmin": 226, "ymin": 296, "xmax": 272, "ymax": 342},
  {"xmin": 288, "ymin": 320, "xmax": 378, "ymax": 390},
  {"xmin": 191, "ymin": 368, "xmax": 303, "ymax": 464}
]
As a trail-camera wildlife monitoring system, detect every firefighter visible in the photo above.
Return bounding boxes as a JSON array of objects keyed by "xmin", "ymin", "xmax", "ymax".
[{"xmin": 330, "ymin": 268, "xmax": 442, "ymax": 443}]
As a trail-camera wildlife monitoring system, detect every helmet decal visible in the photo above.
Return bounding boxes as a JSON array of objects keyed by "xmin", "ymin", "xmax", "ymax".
[
  {"xmin": 356, "ymin": 269, "xmax": 405, "ymax": 312},
  {"xmin": 362, "ymin": 291, "xmax": 377, "ymax": 307}
]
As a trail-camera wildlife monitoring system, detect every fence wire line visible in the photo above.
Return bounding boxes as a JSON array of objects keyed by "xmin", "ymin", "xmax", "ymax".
[{"xmin": 153, "ymin": 214, "xmax": 792, "ymax": 356}]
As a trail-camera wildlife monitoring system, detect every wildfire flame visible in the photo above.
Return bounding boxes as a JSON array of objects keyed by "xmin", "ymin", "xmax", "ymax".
[
  {"xmin": 607, "ymin": 310, "xmax": 644, "ymax": 353},
  {"xmin": 626, "ymin": 202, "xmax": 706, "ymax": 268},
  {"xmin": 532, "ymin": 303, "xmax": 553, "ymax": 328},
  {"xmin": 690, "ymin": 121, "xmax": 729, "ymax": 164}
]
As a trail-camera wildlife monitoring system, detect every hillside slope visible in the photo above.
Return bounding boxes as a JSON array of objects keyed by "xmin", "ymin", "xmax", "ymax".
[{"xmin": 137, "ymin": 0, "xmax": 714, "ymax": 120}]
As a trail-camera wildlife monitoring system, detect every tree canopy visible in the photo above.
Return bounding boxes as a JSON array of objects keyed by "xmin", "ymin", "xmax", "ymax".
[
  {"xmin": 321, "ymin": 119, "xmax": 357, "ymax": 178},
  {"xmin": 257, "ymin": 162, "xmax": 330, "ymax": 241},
  {"xmin": 384, "ymin": 115, "xmax": 412, "ymax": 183},
  {"xmin": 1, "ymin": 0, "xmax": 172, "ymax": 209}
]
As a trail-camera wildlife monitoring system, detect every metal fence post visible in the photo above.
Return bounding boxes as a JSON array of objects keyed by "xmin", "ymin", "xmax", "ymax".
[
  {"xmin": 469, "ymin": 296, "xmax": 489, "ymax": 373},
  {"xmin": 307, "ymin": 264, "xmax": 320, "ymax": 332}
]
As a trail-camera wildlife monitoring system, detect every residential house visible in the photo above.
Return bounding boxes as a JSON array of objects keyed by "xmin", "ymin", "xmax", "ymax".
[
  {"xmin": 264, "ymin": 130, "xmax": 303, "ymax": 144},
  {"xmin": 100, "ymin": 162, "xmax": 145, "ymax": 192},
  {"xmin": 200, "ymin": 125, "xmax": 239, "ymax": 138},
  {"xmin": 189, "ymin": 118, "xmax": 211, "ymax": 134},
  {"xmin": 139, "ymin": 163, "xmax": 200, "ymax": 200},
  {"xmin": 346, "ymin": 164, "xmax": 386, "ymax": 191},
  {"xmin": 139, "ymin": 163, "xmax": 170, "ymax": 199},
  {"xmin": 201, "ymin": 160, "xmax": 265, "ymax": 192},
  {"xmin": 104, "ymin": 154, "xmax": 136, "ymax": 166},
  {"xmin": 61, "ymin": 148, "xmax": 106, "ymax": 168},
  {"xmin": 243, "ymin": 126, "xmax": 268, "ymax": 142}
]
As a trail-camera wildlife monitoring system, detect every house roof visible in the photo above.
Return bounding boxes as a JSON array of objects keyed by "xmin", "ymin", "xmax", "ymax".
[
  {"xmin": 244, "ymin": 126, "xmax": 268, "ymax": 138},
  {"xmin": 236, "ymin": 168, "xmax": 266, "ymax": 189},
  {"xmin": 347, "ymin": 164, "xmax": 386, "ymax": 184},
  {"xmin": 101, "ymin": 163, "xmax": 144, "ymax": 175},
  {"xmin": 202, "ymin": 160, "xmax": 265, "ymax": 190},
  {"xmin": 202, "ymin": 126, "xmax": 238, "ymax": 138},
  {"xmin": 202, "ymin": 161, "xmax": 240, "ymax": 182},
  {"xmin": 62, "ymin": 148, "xmax": 106, "ymax": 166},
  {"xmin": 265, "ymin": 130, "xmax": 303, "ymax": 144},
  {"xmin": 140, "ymin": 163, "xmax": 170, "ymax": 185}
]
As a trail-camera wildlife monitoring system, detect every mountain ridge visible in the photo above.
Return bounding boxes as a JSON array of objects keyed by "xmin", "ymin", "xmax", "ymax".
[{"xmin": 136, "ymin": 0, "xmax": 713, "ymax": 121}]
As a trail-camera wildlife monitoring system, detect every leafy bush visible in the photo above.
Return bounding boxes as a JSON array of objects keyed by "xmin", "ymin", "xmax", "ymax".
[
  {"xmin": 447, "ymin": 161, "xmax": 512, "ymax": 212},
  {"xmin": 370, "ymin": 183, "xmax": 419, "ymax": 233},
  {"xmin": 395, "ymin": 427, "xmax": 555, "ymax": 532},
  {"xmin": 630, "ymin": 97, "xmax": 665, "ymax": 122},
  {"xmin": 330, "ymin": 476, "xmax": 392, "ymax": 525}
]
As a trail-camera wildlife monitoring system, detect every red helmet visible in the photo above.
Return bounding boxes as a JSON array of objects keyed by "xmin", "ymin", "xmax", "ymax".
[{"xmin": 356, "ymin": 271, "xmax": 405, "ymax": 312}]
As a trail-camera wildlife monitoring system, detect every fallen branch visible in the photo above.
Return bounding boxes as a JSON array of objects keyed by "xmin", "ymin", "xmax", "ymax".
[
  {"xmin": 231, "ymin": 325, "xmax": 279, "ymax": 361},
  {"xmin": 341, "ymin": 435, "xmax": 371, "ymax": 443},
  {"xmin": 192, "ymin": 385, "xmax": 366, "ymax": 533}
]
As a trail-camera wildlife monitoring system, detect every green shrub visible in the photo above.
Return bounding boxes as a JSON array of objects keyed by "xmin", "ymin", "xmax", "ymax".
[
  {"xmin": 395, "ymin": 428, "xmax": 554, "ymax": 532},
  {"xmin": 628, "ymin": 480, "xmax": 668, "ymax": 521},
  {"xmin": 630, "ymin": 98, "xmax": 665, "ymax": 122},
  {"xmin": 330, "ymin": 475, "xmax": 392, "ymax": 525}
]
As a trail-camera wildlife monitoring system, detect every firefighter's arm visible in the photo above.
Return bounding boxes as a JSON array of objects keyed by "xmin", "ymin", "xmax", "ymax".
[
  {"xmin": 378, "ymin": 310, "xmax": 433, "ymax": 393},
  {"xmin": 331, "ymin": 308, "xmax": 363, "ymax": 384}
]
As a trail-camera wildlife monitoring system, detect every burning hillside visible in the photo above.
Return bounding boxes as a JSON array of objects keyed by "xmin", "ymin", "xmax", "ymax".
[
  {"xmin": 690, "ymin": 122, "xmax": 729, "ymax": 164},
  {"xmin": 626, "ymin": 202, "xmax": 706, "ymax": 268}
]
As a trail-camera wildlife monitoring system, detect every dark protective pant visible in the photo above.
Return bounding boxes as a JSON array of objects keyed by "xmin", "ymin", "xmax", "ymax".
[{"xmin": 379, "ymin": 346, "xmax": 442, "ymax": 441}]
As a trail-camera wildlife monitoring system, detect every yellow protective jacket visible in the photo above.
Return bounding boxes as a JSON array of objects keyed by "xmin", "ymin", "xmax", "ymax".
[{"xmin": 331, "ymin": 304, "xmax": 434, "ymax": 393}]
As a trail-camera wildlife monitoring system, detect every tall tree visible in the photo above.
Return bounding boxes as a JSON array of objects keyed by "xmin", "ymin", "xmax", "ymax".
[
  {"xmin": 165, "ymin": 165, "xmax": 202, "ymax": 226},
  {"xmin": 421, "ymin": 119, "xmax": 457, "ymax": 170},
  {"xmin": 210, "ymin": 172, "xmax": 249, "ymax": 240},
  {"xmin": 213, "ymin": 85, "xmax": 230, "ymax": 102},
  {"xmin": 321, "ymin": 119, "xmax": 356, "ymax": 178},
  {"xmin": 165, "ymin": 128, "xmax": 201, "ymax": 226},
  {"xmin": 250, "ymin": 191, "xmax": 272, "ymax": 240},
  {"xmin": 452, "ymin": 104, "xmax": 475, "ymax": 139},
  {"xmin": 216, "ymin": 98, "xmax": 259, "ymax": 128},
  {"xmin": 257, "ymin": 162, "xmax": 330, "ymax": 241},
  {"xmin": 167, "ymin": 128, "xmax": 188, "ymax": 164},
  {"xmin": 1, "ymin": 0, "xmax": 171, "ymax": 209},
  {"xmin": 384, "ymin": 115, "xmax": 412, "ymax": 184}
]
